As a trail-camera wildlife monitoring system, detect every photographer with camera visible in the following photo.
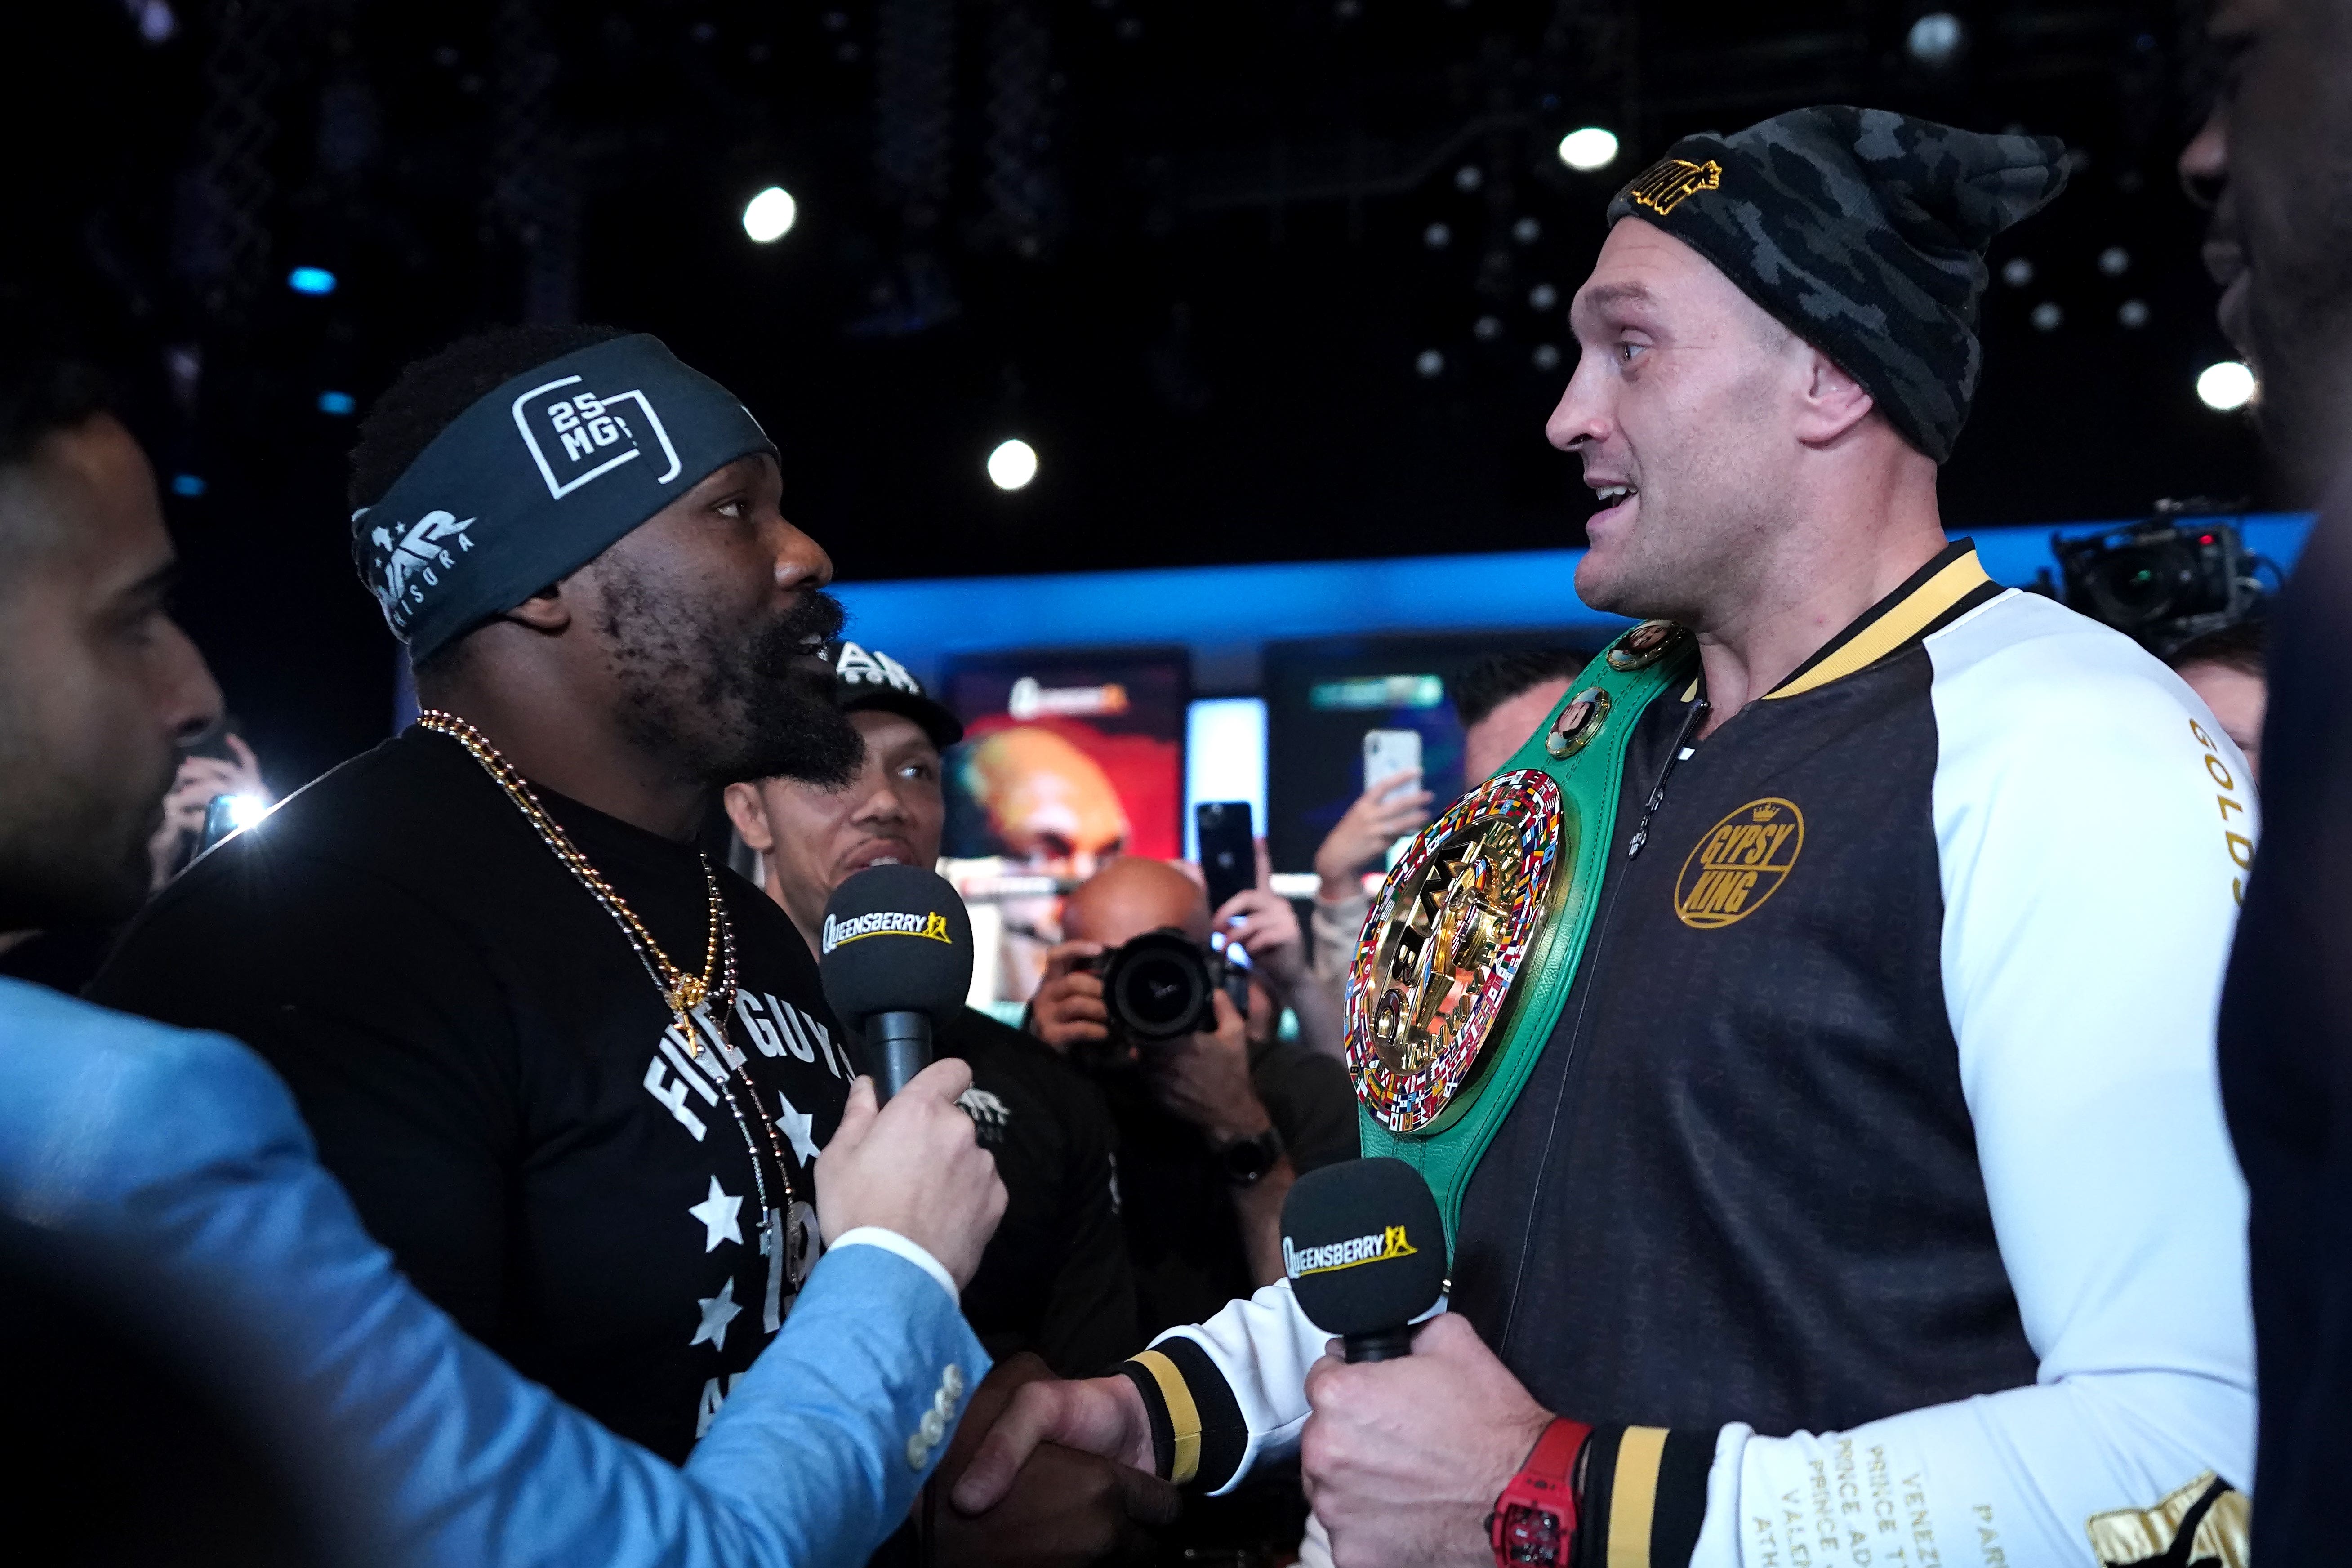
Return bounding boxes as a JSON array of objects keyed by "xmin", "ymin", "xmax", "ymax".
[{"xmin": 1029, "ymin": 857, "xmax": 1355, "ymax": 1332}]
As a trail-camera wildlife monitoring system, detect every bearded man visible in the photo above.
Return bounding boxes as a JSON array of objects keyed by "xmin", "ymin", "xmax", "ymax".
[
  {"xmin": 2180, "ymin": 2, "xmax": 2352, "ymax": 1560},
  {"xmin": 952, "ymin": 108, "xmax": 2257, "ymax": 1568},
  {"xmin": 93, "ymin": 326, "xmax": 906, "ymax": 1461}
]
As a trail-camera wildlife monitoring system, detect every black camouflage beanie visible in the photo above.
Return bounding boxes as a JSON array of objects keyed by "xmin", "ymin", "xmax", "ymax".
[{"xmin": 1603, "ymin": 106, "xmax": 2067, "ymax": 463}]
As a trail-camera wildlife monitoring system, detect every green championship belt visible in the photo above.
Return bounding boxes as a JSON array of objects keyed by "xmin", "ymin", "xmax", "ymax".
[{"xmin": 1348, "ymin": 620, "xmax": 1697, "ymax": 1249}]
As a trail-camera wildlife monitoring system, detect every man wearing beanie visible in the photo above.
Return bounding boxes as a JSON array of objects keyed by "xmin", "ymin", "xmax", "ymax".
[
  {"xmin": 950, "ymin": 108, "xmax": 2255, "ymax": 1568},
  {"xmin": 89, "ymin": 327, "xmax": 991, "ymax": 1469}
]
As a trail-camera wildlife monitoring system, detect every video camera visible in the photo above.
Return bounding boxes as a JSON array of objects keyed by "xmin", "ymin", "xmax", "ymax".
[
  {"xmin": 1085, "ymin": 928, "xmax": 1254, "ymax": 1048},
  {"xmin": 2050, "ymin": 500, "xmax": 2270, "ymax": 657}
]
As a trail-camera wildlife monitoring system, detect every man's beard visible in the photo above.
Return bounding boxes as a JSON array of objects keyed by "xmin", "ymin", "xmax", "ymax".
[{"xmin": 598, "ymin": 567, "xmax": 864, "ymax": 792}]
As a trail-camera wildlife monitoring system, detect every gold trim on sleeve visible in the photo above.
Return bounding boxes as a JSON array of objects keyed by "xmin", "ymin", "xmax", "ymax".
[{"xmin": 1130, "ymin": 1350, "xmax": 1203, "ymax": 1486}]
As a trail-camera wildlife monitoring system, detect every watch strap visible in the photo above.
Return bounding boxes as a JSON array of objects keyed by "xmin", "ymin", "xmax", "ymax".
[{"xmin": 1489, "ymin": 1417, "xmax": 1590, "ymax": 1568}]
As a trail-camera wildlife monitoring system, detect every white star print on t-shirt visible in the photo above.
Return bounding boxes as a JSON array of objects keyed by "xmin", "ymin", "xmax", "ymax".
[
  {"xmin": 690, "ymin": 1277, "xmax": 742, "ymax": 1351},
  {"xmin": 687, "ymin": 1175, "xmax": 742, "ymax": 1252},
  {"xmin": 777, "ymin": 1092, "xmax": 819, "ymax": 1166}
]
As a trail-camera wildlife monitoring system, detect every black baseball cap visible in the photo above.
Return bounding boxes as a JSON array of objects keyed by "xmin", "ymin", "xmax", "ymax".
[{"xmin": 829, "ymin": 640, "xmax": 965, "ymax": 749}]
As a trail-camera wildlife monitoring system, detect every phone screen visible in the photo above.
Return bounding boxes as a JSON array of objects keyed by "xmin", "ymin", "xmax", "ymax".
[
  {"xmin": 1195, "ymin": 801, "xmax": 1256, "ymax": 913},
  {"xmin": 1362, "ymin": 728, "xmax": 1423, "ymax": 793}
]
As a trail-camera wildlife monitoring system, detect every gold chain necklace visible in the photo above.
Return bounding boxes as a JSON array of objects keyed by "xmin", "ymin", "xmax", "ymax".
[
  {"xmin": 416, "ymin": 709, "xmax": 729, "ymax": 1028},
  {"xmin": 414, "ymin": 710, "xmax": 800, "ymax": 1216}
]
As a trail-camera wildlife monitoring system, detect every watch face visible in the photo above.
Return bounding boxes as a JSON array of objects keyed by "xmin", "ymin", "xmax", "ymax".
[{"xmin": 1497, "ymin": 1502, "xmax": 1563, "ymax": 1566}]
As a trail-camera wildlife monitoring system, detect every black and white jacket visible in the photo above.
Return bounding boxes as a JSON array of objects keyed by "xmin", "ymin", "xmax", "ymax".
[{"xmin": 1123, "ymin": 544, "xmax": 2257, "ymax": 1568}]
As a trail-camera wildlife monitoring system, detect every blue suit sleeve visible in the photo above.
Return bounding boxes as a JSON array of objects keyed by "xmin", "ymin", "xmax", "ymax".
[{"xmin": 0, "ymin": 996, "xmax": 987, "ymax": 1568}]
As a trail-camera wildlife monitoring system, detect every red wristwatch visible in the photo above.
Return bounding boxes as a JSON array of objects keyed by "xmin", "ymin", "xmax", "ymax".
[{"xmin": 1487, "ymin": 1417, "xmax": 1589, "ymax": 1568}]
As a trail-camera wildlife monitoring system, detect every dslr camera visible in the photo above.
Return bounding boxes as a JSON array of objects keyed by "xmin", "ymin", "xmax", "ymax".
[
  {"xmin": 1086, "ymin": 929, "xmax": 1253, "ymax": 1048},
  {"xmin": 2051, "ymin": 502, "xmax": 2268, "ymax": 656}
]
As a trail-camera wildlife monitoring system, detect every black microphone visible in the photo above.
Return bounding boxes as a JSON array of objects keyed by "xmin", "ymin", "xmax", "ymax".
[
  {"xmin": 817, "ymin": 865, "xmax": 975, "ymax": 1101},
  {"xmin": 1279, "ymin": 1156, "xmax": 1449, "ymax": 1362}
]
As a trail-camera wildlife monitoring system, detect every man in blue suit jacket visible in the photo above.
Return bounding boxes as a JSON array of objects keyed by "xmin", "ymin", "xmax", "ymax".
[{"xmin": 0, "ymin": 343, "xmax": 1006, "ymax": 1566}]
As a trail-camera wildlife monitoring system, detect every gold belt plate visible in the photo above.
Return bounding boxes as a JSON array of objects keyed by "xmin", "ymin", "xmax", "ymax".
[{"xmin": 1345, "ymin": 768, "xmax": 1564, "ymax": 1132}]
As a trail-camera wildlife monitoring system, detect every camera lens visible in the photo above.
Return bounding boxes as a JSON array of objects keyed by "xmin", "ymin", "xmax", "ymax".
[
  {"xmin": 1100, "ymin": 930, "xmax": 1215, "ymax": 1042},
  {"xmin": 2086, "ymin": 541, "xmax": 2192, "ymax": 628}
]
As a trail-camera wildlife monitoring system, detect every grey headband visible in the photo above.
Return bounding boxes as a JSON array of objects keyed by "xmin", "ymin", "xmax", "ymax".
[{"xmin": 353, "ymin": 333, "xmax": 775, "ymax": 662}]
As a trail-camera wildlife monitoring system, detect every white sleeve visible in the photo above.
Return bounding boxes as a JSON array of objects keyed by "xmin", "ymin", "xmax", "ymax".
[
  {"xmin": 1677, "ymin": 599, "xmax": 2257, "ymax": 1568},
  {"xmin": 1143, "ymin": 1278, "xmax": 1327, "ymax": 1494}
]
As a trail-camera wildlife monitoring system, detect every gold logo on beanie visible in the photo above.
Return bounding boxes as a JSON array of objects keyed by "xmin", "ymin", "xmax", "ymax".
[{"xmin": 1626, "ymin": 157, "xmax": 1722, "ymax": 216}]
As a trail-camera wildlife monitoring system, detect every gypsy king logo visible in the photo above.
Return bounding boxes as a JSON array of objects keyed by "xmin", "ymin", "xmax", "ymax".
[
  {"xmin": 820, "ymin": 908, "xmax": 954, "ymax": 953},
  {"xmin": 1626, "ymin": 156, "xmax": 1722, "ymax": 215},
  {"xmin": 1674, "ymin": 797, "xmax": 1804, "ymax": 929},
  {"xmin": 511, "ymin": 374, "xmax": 684, "ymax": 498},
  {"xmin": 367, "ymin": 509, "xmax": 476, "ymax": 624}
]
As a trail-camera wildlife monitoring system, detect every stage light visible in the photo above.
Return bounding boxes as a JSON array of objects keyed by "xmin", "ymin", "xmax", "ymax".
[
  {"xmin": 2031, "ymin": 302, "xmax": 2062, "ymax": 332},
  {"xmin": 220, "ymin": 793, "xmax": 272, "ymax": 831},
  {"xmin": 1556, "ymin": 127, "xmax": 1619, "ymax": 172},
  {"xmin": 2117, "ymin": 299, "xmax": 2150, "ymax": 329},
  {"xmin": 2196, "ymin": 361, "xmax": 2256, "ymax": 412},
  {"xmin": 1414, "ymin": 349, "xmax": 1444, "ymax": 378},
  {"xmin": 287, "ymin": 266, "xmax": 338, "ymax": 295},
  {"xmin": 1473, "ymin": 315, "xmax": 1501, "ymax": 341},
  {"xmin": 1422, "ymin": 222, "xmax": 1452, "ymax": 250},
  {"xmin": 132, "ymin": 1, "xmax": 176, "ymax": 44},
  {"xmin": 2098, "ymin": 246, "xmax": 2130, "ymax": 276},
  {"xmin": 1528, "ymin": 282, "xmax": 1558, "ymax": 311},
  {"xmin": 1512, "ymin": 216, "xmax": 1541, "ymax": 244},
  {"xmin": 2000, "ymin": 257, "xmax": 2032, "ymax": 287},
  {"xmin": 169, "ymin": 474, "xmax": 207, "ymax": 497},
  {"xmin": 742, "ymin": 185, "xmax": 798, "ymax": 243},
  {"xmin": 1531, "ymin": 343, "xmax": 1561, "ymax": 372},
  {"xmin": 1454, "ymin": 165, "xmax": 1483, "ymax": 192},
  {"xmin": 317, "ymin": 390, "xmax": 356, "ymax": 416},
  {"xmin": 987, "ymin": 438, "xmax": 1038, "ymax": 490},
  {"xmin": 1906, "ymin": 12, "xmax": 1965, "ymax": 67}
]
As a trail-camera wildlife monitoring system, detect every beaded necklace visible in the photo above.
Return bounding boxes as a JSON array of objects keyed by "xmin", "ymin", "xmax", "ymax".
[{"xmin": 415, "ymin": 710, "xmax": 798, "ymax": 1221}]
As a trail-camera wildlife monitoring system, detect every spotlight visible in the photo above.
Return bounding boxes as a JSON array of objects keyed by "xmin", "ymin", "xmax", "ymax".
[
  {"xmin": 1531, "ymin": 343, "xmax": 1561, "ymax": 372},
  {"xmin": 2196, "ymin": 361, "xmax": 2256, "ymax": 412},
  {"xmin": 1528, "ymin": 282, "xmax": 1559, "ymax": 311},
  {"xmin": 169, "ymin": 474, "xmax": 207, "ymax": 497},
  {"xmin": 2117, "ymin": 299, "xmax": 2150, "ymax": 329},
  {"xmin": 317, "ymin": 390, "xmax": 356, "ymax": 416},
  {"xmin": 2030, "ymin": 302, "xmax": 2062, "ymax": 332},
  {"xmin": 2000, "ymin": 257, "xmax": 2033, "ymax": 288},
  {"xmin": 286, "ymin": 266, "xmax": 338, "ymax": 295},
  {"xmin": 132, "ymin": 0, "xmax": 176, "ymax": 44},
  {"xmin": 742, "ymin": 185, "xmax": 798, "ymax": 243},
  {"xmin": 1556, "ymin": 127, "xmax": 1619, "ymax": 172},
  {"xmin": 1422, "ymin": 222, "xmax": 1452, "ymax": 250},
  {"xmin": 986, "ymin": 438, "xmax": 1038, "ymax": 490},
  {"xmin": 1473, "ymin": 315, "xmax": 1501, "ymax": 341},
  {"xmin": 220, "ymin": 793, "xmax": 272, "ymax": 831},
  {"xmin": 2098, "ymin": 246, "xmax": 2130, "ymax": 276},
  {"xmin": 1511, "ymin": 216, "xmax": 1541, "ymax": 244},
  {"xmin": 1454, "ymin": 165, "xmax": 1483, "ymax": 192},
  {"xmin": 1414, "ymin": 349, "xmax": 1445, "ymax": 378},
  {"xmin": 1905, "ymin": 12, "xmax": 1965, "ymax": 68}
]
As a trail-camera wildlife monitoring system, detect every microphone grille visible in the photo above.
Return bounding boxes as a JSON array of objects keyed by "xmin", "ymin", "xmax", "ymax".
[
  {"xmin": 1279, "ymin": 1157, "xmax": 1448, "ymax": 1338},
  {"xmin": 817, "ymin": 865, "xmax": 975, "ymax": 1026}
]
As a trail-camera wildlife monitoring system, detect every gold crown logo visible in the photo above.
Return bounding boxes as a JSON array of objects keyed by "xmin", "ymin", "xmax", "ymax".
[
  {"xmin": 1627, "ymin": 157, "xmax": 1722, "ymax": 216},
  {"xmin": 1750, "ymin": 805, "xmax": 1779, "ymax": 823}
]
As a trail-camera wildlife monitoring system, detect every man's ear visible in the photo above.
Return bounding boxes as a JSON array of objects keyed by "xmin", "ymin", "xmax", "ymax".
[
  {"xmin": 1792, "ymin": 347, "xmax": 1878, "ymax": 447},
  {"xmin": 500, "ymin": 583, "xmax": 570, "ymax": 634},
  {"xmin": 722, "ymin": 781, "xmax": 776, "ymax": 853}
]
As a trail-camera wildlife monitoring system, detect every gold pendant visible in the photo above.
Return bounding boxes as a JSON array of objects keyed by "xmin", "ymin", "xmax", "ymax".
[{"xmin": 668, "ymin": 975, "xmax": 708, "ymax": 1016}]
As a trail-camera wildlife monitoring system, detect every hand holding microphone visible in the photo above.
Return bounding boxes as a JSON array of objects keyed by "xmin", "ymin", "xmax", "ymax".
[
  {"xmin": 813, "ymin": 866, "xmax": 1005, "ymax": 1289},
  {"xmin": 1288, "ymin": 1160, "xmax": 1558, "ymax": 1568},
  {"xmin": 816, "ymin": 1058, "xmax": 1006, "ymax": 1291}
]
